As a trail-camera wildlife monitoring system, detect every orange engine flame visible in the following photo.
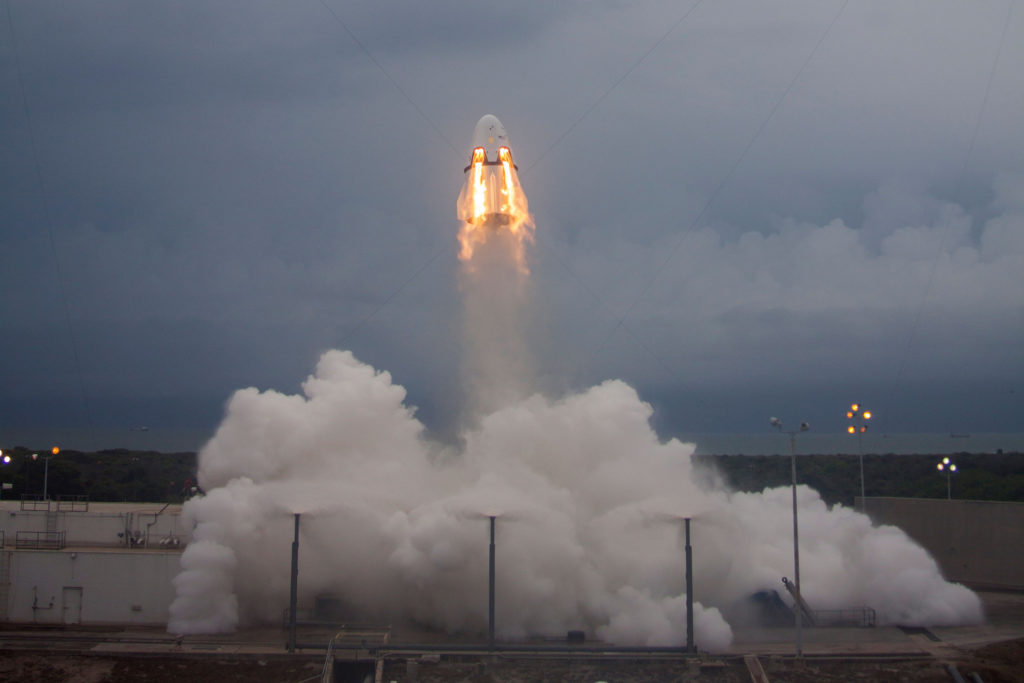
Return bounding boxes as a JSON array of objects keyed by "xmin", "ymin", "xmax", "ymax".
[{"xmin": 456, "ymin": 146, "xmax": 535, "ymax": 272}]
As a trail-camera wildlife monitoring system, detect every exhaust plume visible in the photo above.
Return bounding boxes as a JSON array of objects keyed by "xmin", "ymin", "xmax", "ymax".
[
  {"xmin": 168, "ymin": 116, "xmax": 981, "ymax": 647},
  {"xmin": 168, "ymin": 352, "xmax": 982, "ymax": 648}
]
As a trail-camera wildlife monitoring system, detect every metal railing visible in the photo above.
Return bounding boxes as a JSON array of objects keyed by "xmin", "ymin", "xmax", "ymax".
[
  {"xmin": 812, "ymin": 607, "xmax": 876, "ymax": 628},
  {"xmin": 15, "ymin": 530, "xmax": 66, "ymax": 550},
  {"xmin": 56, "ymin": 495, "xmax": 89, "ymax": 512},
  {"xmin": 19, "ymin": 495, "xmax": 50, "ymax": 512}
]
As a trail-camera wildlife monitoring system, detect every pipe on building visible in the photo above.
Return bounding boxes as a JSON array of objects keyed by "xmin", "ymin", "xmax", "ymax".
[
  {"xmin": 31, "ymin": 586, "xmax": 55, "ymax": 619},
  {"xmin": 142, "ymin": 503, "xmax": 172, "ymax": 547}
]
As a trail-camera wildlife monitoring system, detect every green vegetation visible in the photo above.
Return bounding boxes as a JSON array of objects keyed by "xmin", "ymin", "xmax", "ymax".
[
  {"xmin": 0, "ymin": 447, "xmax": 197, "ymax": 503},
  {"xmin": 1, "ymin": 447, "xmax": 1021, "ymax": 506},
  {"xmin": 696, "ymin": 452, "xmax": 1024, "ymax": 507}
]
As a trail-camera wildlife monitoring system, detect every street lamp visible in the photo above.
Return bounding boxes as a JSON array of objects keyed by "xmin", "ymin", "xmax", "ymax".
[
  {"xmin": 42, "ymin": 447, "xmax": 59, "ymax": 500},
  {"xmin": 846, "ymin": 404, "xmax": 872, "ymax": 512},
  {"xmin": 0, "ymin": 450, "xmax": 8, "ymax": 500},
  {"xmin": 937, "ymin": 457, "xmax": 957, "ymax": 500},
  {"xmin": 770, "ymin": 417, "xmax": 810, "ymax": 658}
]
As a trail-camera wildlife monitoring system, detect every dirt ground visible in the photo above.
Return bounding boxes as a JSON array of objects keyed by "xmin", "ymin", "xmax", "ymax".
[
  {"xmin": 2, "ymin": 640, "xmax": 1022, "ymax": 683},
  {"xmin": 0, "ymin": 651, "xmax": 324, "ymax": 683},
  {"xmin": 378, "ymin": 649, "xmax": 1023, "ymax": 683}
]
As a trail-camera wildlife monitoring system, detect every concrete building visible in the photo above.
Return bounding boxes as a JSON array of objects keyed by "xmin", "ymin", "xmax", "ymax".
[
  {"xmin": 0, "ymin": 499, "xmax": 189, "ymax": 625},
  {"xmin": 861, "ymin": 496, "xmax": 1024, "ymax": 590}
]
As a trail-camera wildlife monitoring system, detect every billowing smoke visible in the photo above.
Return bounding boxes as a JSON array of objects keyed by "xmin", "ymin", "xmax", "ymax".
[
  {"xmin": 168, "ymin": 350, "xmax": 982, "ymax": 648},
  {"xmin": 168, "ymin": 146, "xmax": 982, "ymax": 648}
]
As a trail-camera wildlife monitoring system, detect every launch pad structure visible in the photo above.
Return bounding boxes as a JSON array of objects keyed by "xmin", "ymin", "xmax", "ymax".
[{"xmin": 1, "ymin": 497, "xmax": 1023, "ymax": 682}]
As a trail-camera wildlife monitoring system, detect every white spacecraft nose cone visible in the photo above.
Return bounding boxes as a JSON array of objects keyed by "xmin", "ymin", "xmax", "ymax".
[{"xmin": 471, "ymin": 114, "xmax": 510, "ymax": 161}]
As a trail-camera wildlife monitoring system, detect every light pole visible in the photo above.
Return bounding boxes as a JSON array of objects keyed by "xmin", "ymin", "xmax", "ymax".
[
  {"xmin": 42, "ymin": 447, "xmax": 59, "ymax": 500},
  {"xmin": 0, "ymin": 451, "xmax": 9, "ymax": 500},
  {"xmin": 846, "ymin": 404, "xmax": 872, "ymax": 512},
  {"xmin": 684, "ymin": 517, "xmax": 694, "ymax": 653},
  {"xmin": 288, "ymin": 513, "xmax": 300, "ymax": 653},
  {"xmin": 937, "ymin": 457, "xmax": 957, "ymax": 500},
  {"xmin": 488, "ymin": 515, "xmax": 496, "ymax": 652},
  {"xmin": 770, "ymin": 416, "xmax": 809, "ymax": 658}
]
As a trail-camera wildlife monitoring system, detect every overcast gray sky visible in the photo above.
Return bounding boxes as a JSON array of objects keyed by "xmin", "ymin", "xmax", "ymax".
[{"xmin": 2, "ymin": 0, "xmax": 1022, "ymax": 450}]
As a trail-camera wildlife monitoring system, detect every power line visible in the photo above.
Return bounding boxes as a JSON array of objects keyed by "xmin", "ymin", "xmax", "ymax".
[
  {"xmin": 333, "ymin": 242, "xmax": 448, "ymax": 350},
  {"xmin": 525, "ymin": 0, "xmax": 707, "ymax": 174},
  {"xmin": 314, "ymin": 0, "xmax": 709, "ymax": 359},
  {"xmin": 317, "ymin": 0, "xmax": 461, "ymax": 159},
  {"xmin": 887, "ymin": 0, "xmax": 1016, "ymax": 411},
  {"xmin": 581, "ymin": 0, "xmax": 851, "ymax": 373}
]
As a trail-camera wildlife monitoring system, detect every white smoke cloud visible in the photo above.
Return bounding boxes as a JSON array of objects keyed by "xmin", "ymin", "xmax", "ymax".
[{"xmin": 168, "ymin": 349, "xmax": 982, "ymax": 649}]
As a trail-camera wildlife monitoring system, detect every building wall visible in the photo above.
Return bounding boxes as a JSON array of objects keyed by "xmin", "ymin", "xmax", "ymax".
[
  {"xmin": 1, "ymin": 549, "xmax": 181, "ymax": 625},
  {"xmin": 1, "ymin": 502, "xmax": 189, "ymax": 548},
  {"xmin": 862, "ymin": 497, "xmax": 1024, "ymax": 590}
]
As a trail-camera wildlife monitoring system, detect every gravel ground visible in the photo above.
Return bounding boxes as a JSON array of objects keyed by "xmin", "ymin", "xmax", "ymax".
[
  {"xmin": 1, "ymin": 638, "xmax": 1022, "ymax": 682},
  {"xmin": 0, "ymin": 651, "xmax": 324, "ymax": 683}
]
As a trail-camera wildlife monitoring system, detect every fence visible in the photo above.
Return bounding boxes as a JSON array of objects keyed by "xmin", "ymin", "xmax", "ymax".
[
  {"xmin": 813, "ymin": 607, "xmax": 876, "ymax": 628},
  {"xmin": 19, "ymin": 495, "xmax": 49, "ymax": 512},
  {"xmin": 56, "ymin": 495, "xmax": 89, "ymax": 512},
  {"xmin": 15, "ymin": 531, "xmax": 66, "ymax": 550}
]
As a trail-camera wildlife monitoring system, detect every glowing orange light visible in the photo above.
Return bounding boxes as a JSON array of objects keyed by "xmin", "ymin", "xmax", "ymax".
[
  {"xmin": 851, "ymin": 403, "xmax": 859, "ymax": 412},
  {"xmin": 456, "ymin": 144, "xmax": 535, "ymax": 272},
  {"xmin": 498, "ymin": 147, "xmax": 515, "ymax": 214},
  {"xmin": 863, "ymin": 411, "xmax": 872, "ymax": 420},
  {"xmin": 846, "ymin": 411, "xmax": 853, "ymax": 418},
  {"xmin": 847, "ymin": 426, "xmax": 856, "ymax": 434},
  {"xmin": 51, "ymin": 446, "xmax": 60, "ymax": 455}
]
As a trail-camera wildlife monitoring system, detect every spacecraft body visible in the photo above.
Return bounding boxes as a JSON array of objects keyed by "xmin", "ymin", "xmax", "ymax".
[{"xmin": 457, "ymin": 115, "xmax": 528, "ymax": 226}]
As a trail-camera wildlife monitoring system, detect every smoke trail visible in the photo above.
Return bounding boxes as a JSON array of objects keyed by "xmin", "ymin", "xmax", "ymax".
[
  {"xmin": 168, "ymin": 351, "xmax": 981, "ymax": 648},
  {"xmin": 455, "ymin": 120, "xmax": 536, "ymax": 416},
  {"xmin": 459, "ymin": 229, "xmax": 534, "ymax": 417},
  {"xmin": 168, "ymin": 125, "xmax": 980, "ymax": 646}
]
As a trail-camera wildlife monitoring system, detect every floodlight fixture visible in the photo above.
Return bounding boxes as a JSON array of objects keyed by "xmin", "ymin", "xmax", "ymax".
[{"xmin": 937, "ymin": 457, "xmax": 957, "ymax": 499}]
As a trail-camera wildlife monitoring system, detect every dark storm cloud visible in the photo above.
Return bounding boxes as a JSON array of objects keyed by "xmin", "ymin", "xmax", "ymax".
[{"xmin": 2, "ymin": 0, "xmax": 1023, "ymax": 449}]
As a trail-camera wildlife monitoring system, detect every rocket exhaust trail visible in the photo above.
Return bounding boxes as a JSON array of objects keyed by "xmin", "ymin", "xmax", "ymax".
[
  {"xmin": 456, "ymin": 115, "xmax": 536, "ymax": 416},
  {"xmin": 166, "ymin": 117, "xmax": 983, "ymax": 642}
]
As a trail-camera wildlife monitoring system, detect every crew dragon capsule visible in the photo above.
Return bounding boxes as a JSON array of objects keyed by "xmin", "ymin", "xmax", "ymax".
[{"xmin": 456, "ymin": 114, "xmax": 529, "ymax": 227}]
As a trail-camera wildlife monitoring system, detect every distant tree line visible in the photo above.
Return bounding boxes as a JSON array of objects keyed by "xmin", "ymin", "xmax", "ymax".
[
  {"xmin": 695, "ymin": 452, "xmax": 1024, "ymax": 507},
  {"xmin": 0, "ymin": 447, "xmax": 197, "ymax": 503},
  {"xmin": 0, "ymin": 447, "xmax": 1021, "ymax": 506}
]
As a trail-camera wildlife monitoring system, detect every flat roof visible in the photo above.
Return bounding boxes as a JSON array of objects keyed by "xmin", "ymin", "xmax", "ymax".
[{"xmin": 0, "ymin": 501, "xmax": 183, "ymax": 514}]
